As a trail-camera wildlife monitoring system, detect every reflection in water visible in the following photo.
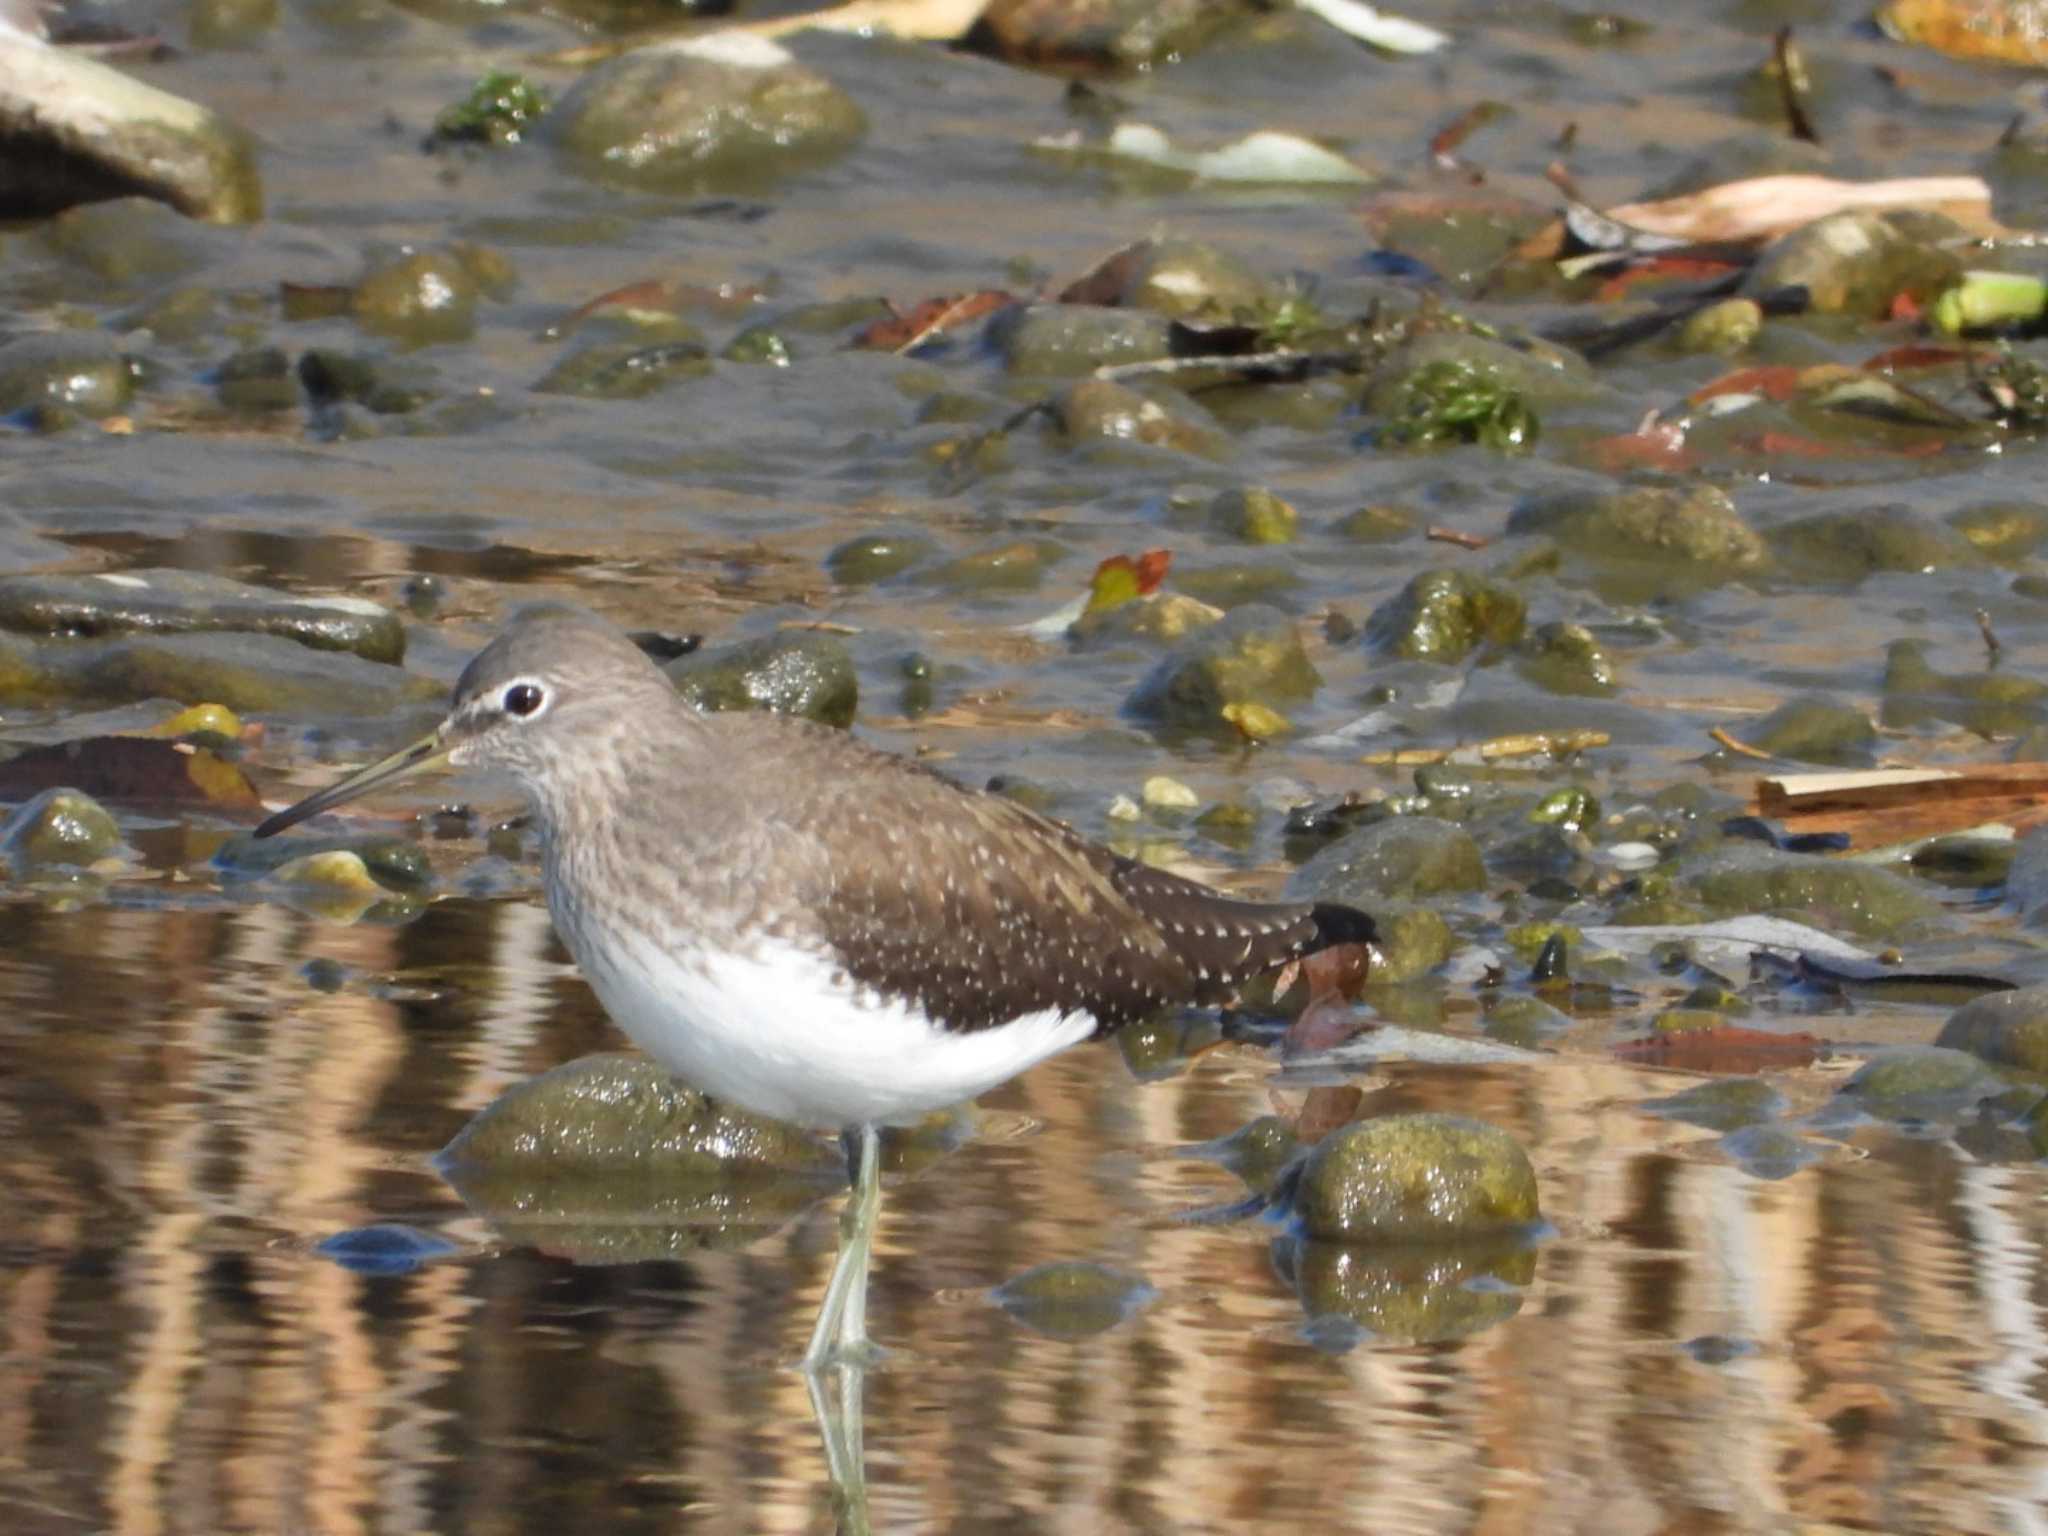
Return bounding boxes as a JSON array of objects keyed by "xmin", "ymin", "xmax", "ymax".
[{"xmin": 5, "ymin": 894, "xmax": 2048, "ymax": 1532}]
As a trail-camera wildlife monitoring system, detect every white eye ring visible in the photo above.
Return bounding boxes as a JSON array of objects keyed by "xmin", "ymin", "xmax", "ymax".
[{"xmin": 501, "ymin": 679, "xmax": 548, "ymax": 719}]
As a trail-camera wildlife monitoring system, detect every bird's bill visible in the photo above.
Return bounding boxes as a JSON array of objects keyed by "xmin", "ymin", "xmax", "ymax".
[{"xmin": 253, "ymin": 732, "xmax": 450, "ymax": 838}]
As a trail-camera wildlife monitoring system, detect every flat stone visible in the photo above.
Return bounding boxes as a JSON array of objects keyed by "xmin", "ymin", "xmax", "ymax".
[{"xmin": 0, "ymin": 570, "xmax": 406, "ymax": 663}]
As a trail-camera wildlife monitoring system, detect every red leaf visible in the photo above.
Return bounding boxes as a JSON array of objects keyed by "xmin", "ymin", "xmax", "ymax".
[
  {"xmin": 1614, "ymin": 1025, "xmax": 1823, "ymax": 1074},
  {"xmin": 853, "ymin": 291, "xmax": 1015, "ymax": 351}
]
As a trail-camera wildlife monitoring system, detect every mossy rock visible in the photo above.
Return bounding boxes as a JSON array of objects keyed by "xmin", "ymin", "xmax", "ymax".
[
  {"xmin": 1935, "ymin": 985, "xmax": 2048, "ymax": 1077},
  {"xmin": 1514, "ymin": 620, "xmax": 1615, "ymax": 696},
  {"xmin": 0, "ymin": 569, "xmax": 405, "ymax": 664},
  {"xmin": 666, "ymin": 630, "xmax": 858, "ymax": 727},
  {"xmin": 1207, "ymin": 486, "xmax": 1298, "ymax": 545},
  {"xmin": 1743, "ymin": 695, "xmax": 1876, "ymax": 767},
  {"xmin": 995, "ymin": 302, "xmax": 1174, "ymax": 377},
  {"xmin": 1689, "ymin": 847, "xmax": 1939, "ymax": 940},
  {"xmin": 1836, "ymin": 1046, "xmax": 2007, "ymax": 1123},
  {"xmin": 1293, "ymin": 1113, "xmax": 1540, "ymax": 1243},
  {"xmin": 550, "ymin": 37, "xmax": 865, "ymax": 193},
  {"xmin": 1126, "ymin": 604, "xmax": 1318, "ymax": 732},
  {"xmin": 1641, "ymin": 1076, "xmax": 1783, "ymax": 1132},
  {"xmin": 1365, "ymin": 567, "xmax": 1526, "ymax": 663},
  {"xmin": 1749, "ymin": 209, "xmax": 1962, "ymax": 316},
  {"xmin": 1507, "ymin": 483, "xmax": 1765, "ymax": 575},
  {"xmin": 2, "ymin": 787, "xmax": 119, "ymax": 868},
  {"xmin": 1288, "ymin": 815, "xmax": 1485, "ymax": 906},
  {"xmin": 1769, "ymin": 506, "xmax": 1979, "ymax": 580},
  {"xmin": 1366, "ymin": 903, "xmax": 1456, "ymax": 983},
  {"xmin": 0, "ymin": 333, "xmax": 133, "ymax": 419}
]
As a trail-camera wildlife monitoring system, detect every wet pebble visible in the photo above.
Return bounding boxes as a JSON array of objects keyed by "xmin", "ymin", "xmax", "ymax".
[
  {"xmin": 666, "ymin": 630, "xmax": 858, "ymax": 726},
  {"xmin": 0, "ymin": 569, "xmax": 406, "ymax": 664},
  {"xmin": 1125, "ymin": 604, "xmax": 1318, "ymax": 732},
  {"xmin": 1935, "ymin": 984, "xmax": 2048, "ymax": 1076},
  {"xmin": 2, "ymin": 787, "xmax": 120, "ymax": 868},
  {"xmin": 1288, "ymin": 815, "xmax": 1485, "ymax": 905},
  {"xmin": 1292, "ymin": 1112, "xmax": 1540, "ymax": 1243},
  {"xmin": 1365, "ymin": 567, "xmax": 1526, "ymax": 663}
]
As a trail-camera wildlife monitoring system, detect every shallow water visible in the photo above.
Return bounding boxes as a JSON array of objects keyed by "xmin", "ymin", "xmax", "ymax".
[{"xmin": 11, "ymin": 0, "xmax": 2048, "ymax": 1530}]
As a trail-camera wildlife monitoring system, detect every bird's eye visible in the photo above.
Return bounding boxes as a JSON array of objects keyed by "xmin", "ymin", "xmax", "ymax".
[{"xmin": 502, "ymin": 683, "xmax": 545, "ymax": 717}]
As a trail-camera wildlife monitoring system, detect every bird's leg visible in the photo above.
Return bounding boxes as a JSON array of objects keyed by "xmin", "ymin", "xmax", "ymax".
[
  {"xmin": 802, "ymin": 1122, "xmax": 882, "ymax": 1371},
  {"xmin": 803, "ymin": 1359, "xmax": 871, "ymax": 1536}
]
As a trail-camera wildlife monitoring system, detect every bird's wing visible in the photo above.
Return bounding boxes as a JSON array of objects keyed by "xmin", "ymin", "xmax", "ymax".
[{"xmin": 795, "ymin": 752, "xmax": 1370, "ymax": 1035}]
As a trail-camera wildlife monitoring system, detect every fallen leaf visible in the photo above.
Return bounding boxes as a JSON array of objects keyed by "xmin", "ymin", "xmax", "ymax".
[
  {"xmin": 1614, "ymin": 1025, "xmax": 1823, "ymax": 1073},
  {"xmin": 1083, "ymin": 549, "xmax": 1170, "ymax": 613},
  {"xmin": 853, "ymin": 291, "xmax": 1015, "ymax": 351}
]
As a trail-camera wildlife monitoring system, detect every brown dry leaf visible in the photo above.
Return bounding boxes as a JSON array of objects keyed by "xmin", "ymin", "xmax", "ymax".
[
  {"xmin": 0, "ymin": 737, "xmax": 259, "ymax": 809},
  {"xmin": 1608, "ymin": 173, "xmax": 1998, "ymax": 245},
  {"xmin": 1614, "ymin": 1025, "xmax": 1824, "ymax": 1073},
  {"xmin": 854, "ymin": 291, "xmax": 1015, "ymax": 352},
  {"xmin": 1754, "ymin": 763, "xmax": 2048, "ymax": 850},
  {"xmin": 739, "ymin": 0, "xmax": 990, "ymax": 40}
]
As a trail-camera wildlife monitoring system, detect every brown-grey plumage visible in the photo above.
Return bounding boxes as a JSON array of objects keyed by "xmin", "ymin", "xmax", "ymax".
[{"xmin": 428, "ymin": 606, "xmax": 1373, "ymax": 1040}]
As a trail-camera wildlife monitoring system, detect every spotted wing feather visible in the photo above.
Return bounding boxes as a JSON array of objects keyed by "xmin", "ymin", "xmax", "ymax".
[{"xmin": 801, "ymin": 759, "xmax": 1372, "ymax": 1036}]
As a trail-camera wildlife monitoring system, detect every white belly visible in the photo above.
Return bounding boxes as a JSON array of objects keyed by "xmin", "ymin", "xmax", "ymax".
[{"xmin": 566, "ymin": 924, "xmax": 1100, "ymax": 1129}]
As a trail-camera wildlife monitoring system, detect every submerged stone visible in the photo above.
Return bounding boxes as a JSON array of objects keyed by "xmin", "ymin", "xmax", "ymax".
[
  {"xmin": 1719, "ymin": 1124, "xmax": 1819, "ymax": 1180},
  {"xmin": 1125, "ymin": 604, "xmax": 1318, "ymax": 732},
  {"xmin": 1507, "ymin": 483, "xmax": 1765, "ymax": 575},
  {"xmin": 1642, "ymin": 1076, "xmax": 1783, "ymax": 1132},
  {"xmin": 1288, "ymin": 815, "xmax": 1484, "ymax": 905},
  {"xmin": 1514, "ymin": 621, "xmax": 1615, "ymax": 696},
  {"xmin": 0, "ymin": 332, "xmax": 134, "ymax": 419},
  {"xmin": 1935, "ymin": 985, "xmax": 2048, "ymax": 1077},
  {"xmin": 1293, "ymin": 1113, "xmax": 1540, "ymax": 1243},
  {"xmin": 1481, "ymin": 994, "xmax": 1574, "ymax": 1047},
  {"xmin": 0, "ymin": 569, "xmax": 405, "ymax": 663},
  {"xmin": 38, "ymin": 631, "xmax": 439, "ymax": 716},
  {"xmin": 1365, "ymin": 567, "xmax": 1526, "ymax": 663},
  {"xmin": 1950, "ymin": 500, "xmax": 2048, "ymax": 562},
  {"xmin": 534, "ymin": 339, "xmax": 710, "ymax": 398},
  {"xmin": 551, "ymin": 35, "xmax": 864, "ymax": 193},
  {"xmin": 932, "ymin": 539, "xmax": 1065, "ymax": 594},
  {"xmin": 1069, "ymin": 591, "xmax": 1223, "ymax": 648},
  {"xmin": 1207, "ymin": 486, "xmax": 1297, "ymax": 544},
  {"xmin": 1769, "ymin": 506, "xmax": 1979, "ymax": 579},
  {"xmin": 827, "ymin": 531, "xmax": 937, "ymax": 586},
  {"xmin": 1057, "ymin": 377, "xmax": 1223, "ymax": 456},
  {"xmin": 353, "ymin": 244, "xmax": 511, "ymax": 348},
  {"xmin": 2, "ymin": 787, "xmax": 119, "ymax": 867},
  {"xmin": 1743, "ymin": 695, "xmax": 1877, "ymax": 767},
  {"xmin": 991, "ymin": 1261, "xmax": 1157, "ymax": 1339},
  {"xmin": 1882, "ymin": 637, "xmax": 2048, "ymax": 736},
  {"xmin": 1689, "ymin": 847, "xmax": 1939, "ymax": 940},
  {"xmin": 667, "ymin": 630, "xmax": 858, "ymax": 727},
  {"xmin": 1198, "ymin": 1114, "xmax": 1300, "ymax": 1193},
  {"xmin": 996, "ymin": 303, "xmax": 1174, "ymax": 377},
  {"xmin": 1836, "ymin": 1046, "xmax": 2006, "ymax": 1124}
]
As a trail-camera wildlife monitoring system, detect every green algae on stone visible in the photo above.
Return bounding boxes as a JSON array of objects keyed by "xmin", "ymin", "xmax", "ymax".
[
  {"xmin": 1742, "ymin": 695, "xmax": 1876, "ymax": 767},
  {"xmin": 535, "ymin": 339, "xmax": 710, "ymax": 398},
  {"xmin": 1507, "ymin": 483, "xmax": 1765, "ymax": 576},
  {"xmin": 1207, "ymin": 486, "xmax": 1298, "ymax": 544},
  {"xmin": 1115, "ymin": 238, "xmax": 1271, "ymax": 320},
  {"xmin": 827, "ymin": 532, "xmax": 938, "ymax": 586},
  {"xmin": 1514, "ymin": 621, "xmax": 1615, "ymax": 696},
  {"xmin": 1481, "ymin": 994, "xmax": 1574, "ymax": 1047},
  {"xmin": 438, "ymin": 1052, "xmax": 840, "ymax": 1261},
  {"xmin": 298, "ymin": 350, "xmax": 438, "ymax": 414},
  {"xmin": 1057, "ymin": 377, "xmax": 1223, "ymax": 457},
  {"xmin": 217, "ymin": 833, "xmax": 432, "ymax": 892},
  {"xmin": 1365, "ymin": 567, "xmax": 1526, "ymax": 663},
  {"xmin": 215, "ymin": 346, "xmax": 297, "ymax": 412},
  {"xmin": 1675, "ymin": 296, "xmax": 1761, "ymax": 355},
  {"xmin": 1294, "ymin": 1113, "xmax": 1540, "ymax": 1244},
  {"xmin": 1333, "ymin": 503, "xmax": 1418, "ymax": 543},
  {"xmin": 996, "ymin": 303, "xmax": 1175, "ymax": 376},
  {"xmin": 1950, "ymin": 500, "xmax": 2048, "ymax": 562},
  {"xmin": 1769, "ymin": 506, "xmax": 1979, "ymax": 580},
  {"xmin": 1836, "ymin": 1046, "xmax": 2007, "ymax": 1123},
  {"xmin": 353, "ymin": 244, "xmax": 512, "ymax": 348},
  {"xmin": 1126, "ymin": 605, "xmax": 1318, "ymax": 732},
  {"xmin": 0, "ymin": 570, "xmax": 406, "ymax": 664},
  {"xmin": 1935, "ymin": 985, "xmax": 2048, "ymax": 1077},
  {"xmin": 1748, "ymin": 209, "xmax": 1962, "ymax": 316},
  {"xmin": 666, "ymin": 631, "xmax": 857, "ymax": 727},
  {"xmin": 2, "ymin": 787, "xmax": 119, "ymax": 868},
  {"xmin": 1199, "ymin": 1114, "xmax": 1300, "ymax": 1193},
  {"xmin": 991, "ymin": 1261, "xmax": 1157, "ymax": 1339},
  {"xmin": 1719, "ymin": 1124, "xmax": 1820, "ymax": 1180},
  {"xmin": 551, "ymin": 35, "xmax": 864, "ymax": 193},
  {"xmin": 1365, "ymin": 903, "xmax": 1455, "ymax": 983},
  {"xmin": 1642, "ymin": 1076, "xmax": 1783, "ymax": 1132},
  {"xmin": 433, "ymin": 70, "xmax": 552, "ymax": 147},
  {"xmin": 1689, "ymin": 848, "xmax": 1940, "ymax": 941},
  {"xmin": 0, "ymin": 333, "xmax": 134, "ymax": 419},
  {"xmin": 1882, "ymin": 638, "xmax": 2048, "ymax": 736},
  {"xmin": 932, "ymin": 538, "xmax": 1065, "ymax": 594},
  {"xmin": 1288, "ymin": 815, "xmax": 1484, "ymax": 906},
  {"xmin": 4, "ymin": 631, "xmax": 440, "ymax": 716},
  {"xmin": 1069, "ymin": 591, "xmax": 1223, "ymax": 649}
]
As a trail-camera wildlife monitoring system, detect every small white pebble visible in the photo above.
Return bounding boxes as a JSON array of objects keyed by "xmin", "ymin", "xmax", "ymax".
[
  {"xmin": 1106, "ymin": 794, "xmax": 1142, "ymax": 822},
  {"xmin": 1602, "ymin": 841, "xmax": 1662, "ymax": 871}
]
